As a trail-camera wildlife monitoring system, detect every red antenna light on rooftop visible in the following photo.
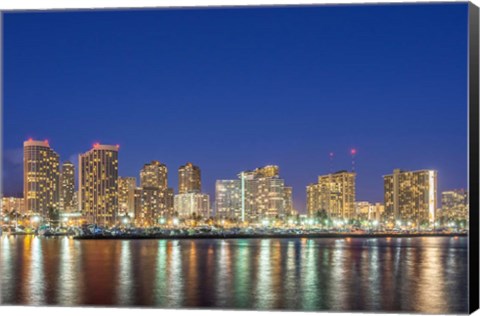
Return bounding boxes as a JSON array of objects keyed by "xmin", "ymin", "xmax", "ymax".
[
  {"xmin": 28, "ymin": 138, "xmax": 33, "ymax": 142},
  {"xmin": 350, "ymin": 148, "xmax": 357, "ymax": 172},
  {"xmin": 93, "ymin": 143, "xmax": 100, "ymax": 149}
]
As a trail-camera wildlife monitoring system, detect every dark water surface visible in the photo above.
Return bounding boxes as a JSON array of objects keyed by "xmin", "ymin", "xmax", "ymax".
[{"xmin": 0, "ymin": 236, "xmax": 468, "ymax": 313}]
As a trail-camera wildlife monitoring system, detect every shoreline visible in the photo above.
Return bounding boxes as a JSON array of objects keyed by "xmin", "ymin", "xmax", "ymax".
[{"xmin": 72, "ymin": 232, "xmax": 468, "ymax": 240}]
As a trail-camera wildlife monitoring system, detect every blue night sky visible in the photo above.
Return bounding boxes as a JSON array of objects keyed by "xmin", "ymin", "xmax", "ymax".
[{"xmin": 2, "ymin": 3, "xmax": 469, "ymax": 213}]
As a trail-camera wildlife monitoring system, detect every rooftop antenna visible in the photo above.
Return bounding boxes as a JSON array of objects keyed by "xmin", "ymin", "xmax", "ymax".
[
  {"xmin": 329, "ymin": 152, "xmax": 334, "ymax": 173},
  {"xmin": 350, "ymin": 148, "xmax": 357, "ymax": 172}
]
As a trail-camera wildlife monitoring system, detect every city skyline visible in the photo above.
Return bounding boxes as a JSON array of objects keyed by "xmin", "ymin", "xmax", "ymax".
[
  {"xmin": 2, "ymin": 4, "xmax": 469, "ymax": 213},
  {"xmin": 2, "ymin": 137, "xmax": 467, "ymax": 214}
]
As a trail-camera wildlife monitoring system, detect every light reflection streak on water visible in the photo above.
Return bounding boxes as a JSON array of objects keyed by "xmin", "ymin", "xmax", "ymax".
[
  {"xmin": 234, "ymin": 240, "xmax": 251, "ymax": 308},
  {"xmin": 116, "ymin": 240, "xmax": 133, "ymax": 306},
  {"xmin": 186, "ymin": 241, "xmax": 198, "ymax": 305},
  {"xmin": 255, "ymin": 239, "xmax": 272, "ymax": 309},
  {"xmin": 301, "ymin": 239, "xmax": 318, "ymax": 309},
  {"xmin": 154, "ymin": 240, "xmax": 167, "ymax": 305},
  {"xmin": 330, "ymin": 239, "xmax": 346, "ymax": 309},
  {"xmin": 27, "ymin": 236, "xmax": 45, "ymax": 305},
  {"xmin": 416, "ymin": 238, "xmax": 448, "ymax": 313},
  {"xmin": 283, "ymin": 240, "xmax": 297, "ymax": 308},
  {"xmin": 215, "ymin": 240, "xmax": 232, "ymax": 306},
  {"xmin": 0, "ymin": 236, "xmax": 13, "ymax": 303},
  {"xmin": 367, "ymin": 238, "xmax": 381, "ymax": 310},
  {"xmin": 57, "ymin": 237, "xmax": 79, "ymax": 305},
  {"xmin": 167, "ymin": 240, "xmax": 183, "ymax": 307}
]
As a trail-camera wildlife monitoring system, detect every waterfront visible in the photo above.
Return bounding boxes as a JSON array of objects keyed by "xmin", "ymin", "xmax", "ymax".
[{"xmin": 0, "ymin": 236, "xmax": 468, "ymax": 313}]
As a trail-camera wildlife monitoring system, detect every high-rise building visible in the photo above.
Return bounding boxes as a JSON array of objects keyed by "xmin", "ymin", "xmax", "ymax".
[
  {"xmin": 60, "ymin": 161, "xmax": 75, "ymax": 213},
  {"xmin": 140, "ymin": 161, "xmax": 168, "ymax": 190},
  {"xmin": 174, "ymin": 192, "xmax": 210, "ymax": 219},
  {"xmin": 306, "ymin": 170, "xmax": 356, "ymax": 222},
  {"xmin": 1, "ymin": 197, "xmax": 25, "ymax": 215},
  {"xmin": 23, "ymin": 139, "xmax": 60, "ymax": 217},
  {"xmin": 215, "ymin": 165, "xmax": 292, "ymax": 222},
  {"xmin": 215, "ymin": 180, "xmax": 242, "ymax": 219},
  {"xmin": 79, "ymin": 144, "xmax": 119, "ymax": 226},
  {"xmin": 283, "ymin": 186, "xmax": 294, "ymax": 216},
  {"xmin": 440, "ymin": 189, "xmax": 468, "ymax": 225},
  {"xmin": 118, "ymin": 177, "xmax": 136, "ymax": 218},
  {"xmin": 383, "ymin": 169, "xmax": 437, "ymax": 228},
  {"xmin": 134, "ymin": 162, "xmax": 174, "ymax": 226},
  {"xmin": 178, "ymin": 163, "xmax": 201, "ymax": 194}
]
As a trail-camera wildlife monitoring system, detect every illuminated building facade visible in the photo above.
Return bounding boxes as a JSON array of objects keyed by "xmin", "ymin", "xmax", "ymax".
[
  {"xmin": 178, "ymin": 162, "xmax": 201, "ymax": 194},
  {"xmin": 60, "ymin": 161, "xmax": 75, "ymax": 213},
  {"xmin": 354, "ymin": 201, "xmax": 384, "ymax": 222},
  {"xmin": 140, "ymin": 161, "xmax": 167, "ymax": 189},
  {"xmin": 354, "ymin": 201, "xmax": 372, "ymax": 221},
  {"xmin": 383, "ymin": 169, "xmax": 437, "ymax": 227},
  {"xmin": 215, "ymin": 165, "xmax": 292, "ymax": 222},
  {"xmin": 79, "ymin": 144, "xmax": 119, "ymax": 226},
  {"xmin": 283, "ymin": 186, "xmax": 294, "ymax": 216},
  {"xmin": 174, "ymin": 192, "xmax": 210, "ymax": 219},
  {"xmin": 440, "ymin": 189, "xmax": 468, "ymax": 225},
  {"xmin": 134, "ymin": 188, "xmax": 174, "ymax": 226},
  {"xmin": 215, "ymin": 180, "xmax": 242, "ymax": 220},
  {"xmin": 306, "ymin": 170, "xmax": 356, "ymax": 221},
  {"xmin": 118, "ymin": 177, "xmax": 136, "ymax": 218},
  {"xmin": 134, "ymin": 161, "xmax": 174, "ymax": 225},
  {"xmin": 1, "ymin": 197, "xmax": 25, "ymax": 215},
  {"xmin": 23, "ymin": 139, "xmax": 60, "ymax": 217}
]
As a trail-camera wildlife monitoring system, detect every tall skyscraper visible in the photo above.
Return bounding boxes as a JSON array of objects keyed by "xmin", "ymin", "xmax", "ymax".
[
  {"xmin": 79, "ymin": 144, "xmax": 119, "ymax": 226},
  {"xmin": 60, "ymin": 161, "xmax": 75, "ymax": 213},
  {"xmin": 440, "ymin": 189, "xmax": 468, "ymax": 225},
  {"xmin": 306, "ymin": 170, "xmax": 356, "ymax": 222},
  {"xmin": 383, "ymin": 169, "xmax": 437, "ymax": 228},
  {"xmin": 178, "ymin": 162, "xmax": 201, "ymax": 194},
  {"xmin": 215, "ymin": 165, "xmax": 292, "ymax": 222},
  {"xmin": 23, "ymin": 139, "xmax": 60, "ymax": 217},
  {"xmin": 140, "ymin": 161, "xmax": 168, "ymax": 190},
  {"xmin": 118, "ymin": 177, "xmax": 136, "ymax": 218}
]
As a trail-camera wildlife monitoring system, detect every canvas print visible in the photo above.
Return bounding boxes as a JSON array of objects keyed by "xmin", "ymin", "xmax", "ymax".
[{"xmin": 1, "ymin": 2, "xmax": 478, "ymax": 314}]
